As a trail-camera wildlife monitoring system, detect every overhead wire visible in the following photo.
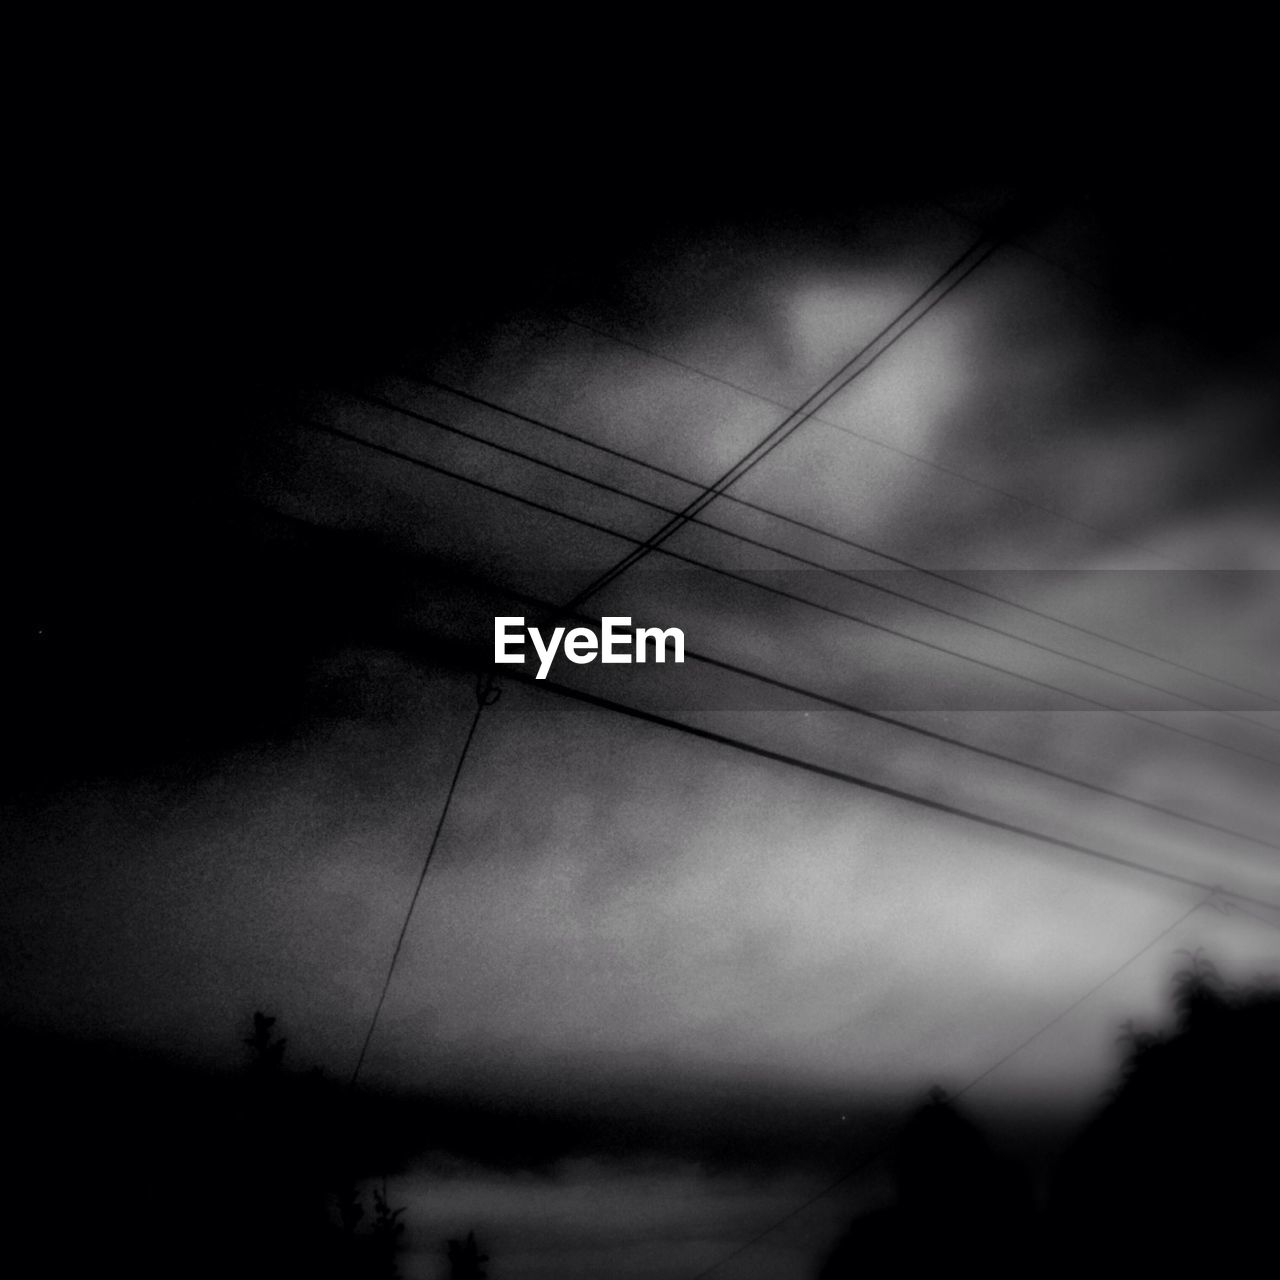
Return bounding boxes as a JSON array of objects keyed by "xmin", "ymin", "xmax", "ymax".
[
  {"xmin": 233, "ymin": 475, "xmax": 1280, "ymax": 910},
  {"xmin": 347, "ymin": 670, "xmax": 501, "ymax": 1088},
  {"xmin": 244, "ymin": 484, "xmax": 1280, "ymax": 856},
  {"xmin": 560, "ymin": 228, "xmax": 1010, "ymax": 612},
  {"xmin": 280, "ymin": 191, "xmax": 1279, "ymax": 1271},
  {"xmin": 347, "ymin": 385, "xmax": 1279, "ymax": 735},
  {"xmin": 309, "ymin": 185, "xmax": 1272, "ymax": 1094},
  {"xmin": 551, "ymin": 310, "xmax": 1199, "ymax": 571},
  {"xmin": 295, "ymin": 413, "xmax": 1280, "ymax": 770},
  {"xmin": 398, "ymin": 371, "xmax": 1272, "ymax": 709},
  {"xmin": 504, "ymin": 674, "xmax": 1280, "ymax": 912}
]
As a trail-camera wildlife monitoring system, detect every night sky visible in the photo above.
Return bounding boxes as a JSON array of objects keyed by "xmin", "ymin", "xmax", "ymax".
[{"xmin": 7, "ymin": 62, "xmax": 1280, "ymax": 1278}]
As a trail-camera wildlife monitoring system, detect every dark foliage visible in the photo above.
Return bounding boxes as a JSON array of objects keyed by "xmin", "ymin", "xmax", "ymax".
[
  {"xmin": 446, "ymin": 1229, "xmax": 490, "ymax": 1279},
  {"xmin": 818, "ymin": 1088, "xmax": 1035, "ymax": 1277},
  {"xmin": 1048, "ymin": 958, "xmax": 1280, "ymax": 1273},
  {"xmin": 820, "ymin": 958, "xmax": 1280, "ymax": 1278}
]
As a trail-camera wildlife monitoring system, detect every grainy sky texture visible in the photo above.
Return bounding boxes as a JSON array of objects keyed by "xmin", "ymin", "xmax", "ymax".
[{"xmin": 8, "ymin": 76, "xmax": 1280, "ymax": 1278}]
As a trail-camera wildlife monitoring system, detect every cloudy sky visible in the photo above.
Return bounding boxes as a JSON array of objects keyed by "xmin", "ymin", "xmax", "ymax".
[{"xmin": 9, "ymin": 95, "xmax": 1280, "ymax": 1277}]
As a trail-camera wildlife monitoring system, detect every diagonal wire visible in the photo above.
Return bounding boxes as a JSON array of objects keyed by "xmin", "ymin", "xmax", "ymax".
[
  {"xmin": 957, "ymin": 891, "xmax": 1212, "ymax": 1095},
  {"xmin": 551, "ymin": 311, "xmax": 1197, "ymax": 571},
  {"xmin": 348, "ymin": 674, "xmax": 499, "ymax": 1088},
  {"xmin": 294, "ymin": 413, "xmax": 1280, "ymax": 769},
  {"xmin": 560, "ymin": 229, "xmax": 1008, "ymax": 613},
  {"xmin": 511, "ymin": 674, "xmax": 1280, "ymax": 911},
  {"xmin": 234, "ymin": 480, "xmax": 1280, "ymax": 908},
  {"xmin": 398, "ymin": 372, "xmax": 1274, "ymax": 708},
  {"xmin": 244, "ymin": 488, "xmax": 1280, "ymax": 854},
  {"xmin": 346, "ymin": 386, "xmax": 1279, "ymax": 732}
]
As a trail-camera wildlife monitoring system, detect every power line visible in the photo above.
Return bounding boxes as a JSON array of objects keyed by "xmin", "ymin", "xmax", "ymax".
[
  {"xmin": 687, "ymin": 1145, "xmax": 887, "ymax": 1280},
  {"xmin": 325, "ymin": 618, "xmax": 1254, "ymax": 1280},
  {"xmin": 283, "ymin": 436, "xmax": 1270, "ymax": 1255},
  {"xmin": 278, "ymin": 425, "xmax": 1259, "ymax": 904},
  {"xmin": 243, "ymin": 469, "xmax": 1280, "ymax": 905},
  {"xmin": 509, "ymin": 674, "xmax": 1280, "ymax": 912},
  {"xmin": 397, "ymin": 374, "xmax": 1275, "ymax": 707},
  {"xmin": 682, "ymin": 650, "xmax": 1280, "ymax": 852},
  {"xmin": 1210, "ymin": 897, "xmax": 1280, "ymax": 934},
  {"xmin": 348, "ymin": 386, "xmax": 1278, "ymax": 735},
  {"xmin": 956, "ymin": 892, "xmax": 1212, "ymax": 1095},
  {"xmin": 297, "ymin": 414, "xmax": 1280, "ymax": 769},
  {"xmin": 243, "ymin": 488, "xmax": 1280, "ymax": 855},
  {"xmin": 551, "ymin": 312, "xmax": 1197, "ymax": 572},
  {"xmin": 348, "ymin": 672, "xmax": 501, "ymax": 1088},
  {"xmin": 561, "ymin": 229, "xmax": 1008, "ymax": 613},
  {"xmin": 686, "ymin": 892, "xmax": 1213, "ymax": 1278},
  {"xmin": 233, "ymin": 496, "xmax": 1278, "ymax": 1277},
  {"xmin": 930, "ymin": 197, "xmax": 1112, "ymax": 297}
]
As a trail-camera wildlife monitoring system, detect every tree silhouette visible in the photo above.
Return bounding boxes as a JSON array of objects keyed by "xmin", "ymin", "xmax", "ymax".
[
  {"xmin": 1048, "ymin": 956, "xmax": 1280, "ymax": 1274},
  {"xmin": 370, "ymin": 1180, "xmax": 407, "ymax": 1279},
  {"xmin": 818, "ymin": 1088, "xmax": 1033, "ymax": 1276},
  {"xmin": 820, "ymin": 956, "xmax": 1279, "ymax": 1278},
  {"xmin": 244, "ymin": 1010, "xmax": 288, "ymax": 1075},
  {"xmin": 232, "ymin": 1011, "xmax": 412, "ymax": 1279},
  {"xmin": 446, "ymin": 1229, "xmax": 490, "ymax": 1279}
]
